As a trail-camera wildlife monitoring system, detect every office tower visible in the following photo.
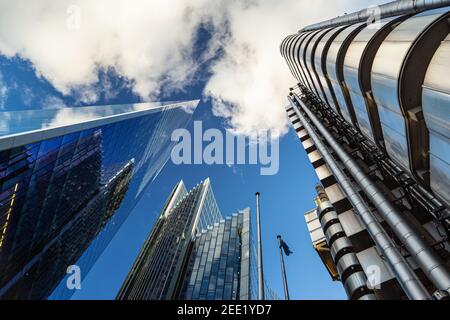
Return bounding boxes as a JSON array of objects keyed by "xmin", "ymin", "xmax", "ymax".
[
  {"xmin": 117, "ymin": 180, "xmax": 255, "ymax": 300},
  {"xmin": 282, "ymin": 1, "xmax": 450, "ymax": 300},
  {"xmin": 0, "ymin": 100, "xmax": 199, "ymax": 299},
  {"xmin": 179, "ymin": 208, "xmax": 252, "ymax": 300}
]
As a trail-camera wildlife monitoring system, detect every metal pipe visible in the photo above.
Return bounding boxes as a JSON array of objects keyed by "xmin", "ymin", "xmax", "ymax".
[
  {"xmin": 293, "ymin": 94, "xmax": 450, "ymax": 294},
  {"xmin": 292, "ymin": 94, "xmax": 450, "ymax": 293},
  {"xmin": 288, "ymin": 96, "xmax": 431, "ymax": 299},
  {"xmin": 300, "ymin": 0, "xmax": 450, "ymax": 32},
  {"xmin": 255, "ymin": 192, "xmax": 265, "ymax": 300},
  {"xmin": 277, "ymin": 235, "xmax": 290, "ymax": 300}
]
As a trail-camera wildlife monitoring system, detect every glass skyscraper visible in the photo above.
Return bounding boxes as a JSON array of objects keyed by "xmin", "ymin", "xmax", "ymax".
[
  {"xmin": 0, "ymin": 100, "xmax": 198, "ymax": 299},
  {"xmin": 117, "ymin": 180, "xmax": 255, "ymax": 300},
  {"xmin": 178, "ymin": 209, "xmax": 252, "ymax": 300}
]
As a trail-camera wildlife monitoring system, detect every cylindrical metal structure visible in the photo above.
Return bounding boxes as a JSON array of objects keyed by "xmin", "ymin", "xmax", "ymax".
[
  {"xmin": 289, "ymin": 95, "xmax": 432, "ymax": 300},
  {"xmin": 300, "ymin": 0, "xmax": 450, "ymax": 32},
  {"xmin": 291, "ymin": 94, "xmax": 450, "ymax": 294},
  {"xmin": 282, "ymin": 6, "xmax": 450, "ymax": 208},
  {"xmin": 315, "ymin": 185, "xmax": 375, "ymax": 300},
  {"xmin": 277, "ymin": 235, "xmax": 290, "ymax": 300},
  {"xmin": 255, "ymin": 192, "xmax": 265, "ymax": 300}
]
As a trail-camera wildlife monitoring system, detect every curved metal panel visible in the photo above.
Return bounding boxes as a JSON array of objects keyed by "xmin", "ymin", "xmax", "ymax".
[
  {"xmin": 283, "ymin": 34, "xmax": 304, "ymax": 83},
  {"xmin": 292, "ymin": 32, "xmax": 314, "ymax": 87},
  {"xmin": 326, "ymin": 23, "xmax": 366, "ymax": 124},
  {"xmin": 337, "ymin": 253, "xmax": 361, "ymax": 276},
  {"xmin": 299, "ymin": 30, "xmax": 323, "ymax": 95},
  {"xmin": 371, "ymin": 8, "xmax": 450, "ymax": 180},
  {"xmin": 320, "ymin": 210, "xmax": 339, "ymax": 231},
  {"xmin": 314, "ymin": 25, "xmax": 349, "ymax": 114},
  {"xmin": 423, "ymin": 32, "xmax": 450, "ymax": 206},
  {"xmin": 343, "ymin": 271, "xmax": 368, "ymax": 298},
  {"xmin": 281, "ymin": 34, "xmax": 301, "ymax": 81},
  {"xmin": 343, "ymin": 16, "xmax": 407, "ymax": 145},
  {"xmin": 318, "ymin": 200, "xmax": 334, "ymax": 215},
  {"xmin": 290, "ymin": 33, "xmax": 309, "ymax": 84},
  {"xmin": 325, "ymin": 223, "xmax": 345, "ymax": 242},
  {"xmin": 306, "ymin": 28, "xmax": 333, "ymax": 105},
  {"xmin": 330, "ymin": 236, "xmax": 353, "ymax": 260},
  {"xmin": 359, "ymin": 293, "xmax": 377, "ymax": 300}
]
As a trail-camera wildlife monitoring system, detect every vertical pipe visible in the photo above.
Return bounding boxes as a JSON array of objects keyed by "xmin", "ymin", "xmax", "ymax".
[
  {"xmin": 277, "ymin": 235, "xmax": 290, "ymax": 300},
  {"xmin": 288, "ymin": 95, "xmax": 431, "ymax": 300},
  {"xmin": 255, "ymin": 192, "xmax": 265, "ymax": 300},
  {"xmin": 292, "ymin": 94, "xmax": 450, "ymax": 294}
]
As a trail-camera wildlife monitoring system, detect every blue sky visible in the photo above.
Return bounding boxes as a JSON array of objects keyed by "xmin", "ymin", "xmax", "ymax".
[{"xmin": 0, "ymin": 0, "xmax": 388, "ymax": 300}]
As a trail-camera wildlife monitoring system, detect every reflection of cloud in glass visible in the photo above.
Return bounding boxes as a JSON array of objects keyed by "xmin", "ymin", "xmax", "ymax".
[
  {"xmin": 43, "ymin": 103, "xmax": 161, "ymax": 129},
  {"xmin": 0, "ymin": 113, "xmax": 11, "ymax": 134},
  {"xmin": 0, "ymin": 100, "xmax": 199, "ymax": 138}
]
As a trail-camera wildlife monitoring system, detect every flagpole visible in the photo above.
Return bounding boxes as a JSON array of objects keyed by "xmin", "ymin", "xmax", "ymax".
[
  {"xmin": 277, "ymin": 235, "xmax": 290, "ymax": 300},
  {"xmin": 255, "ymin": 192, "xmax": 265, "ymax": 300}
]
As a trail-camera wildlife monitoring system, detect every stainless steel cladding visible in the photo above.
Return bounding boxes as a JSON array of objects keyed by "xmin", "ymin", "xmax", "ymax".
[
  {"xmin": 281, "ymin": 32, "xmax": 312, "ymax": 85},
  {"xmin": 289, "ymin": 97, "xmax": 434, "ymax": 300},
  {"xmin": 299, "ymin": 30, "xmax": 323, "ymax": 95},
  {"xmin": 371, "ymin": 8, "xmax": 450, "ymax": 183},
  {"xmin": 280, "ymin": 4, "xmax": 450, "ymax": 209},
  {"xmin": 300, "ymin": 0, "xmax": 450, "ymax": 32},
  {"xmin": 312, "ymin": 26, "xmax": 348, "ymax": 114},
  {"xmin": 281, "ymin": 34, "xmax": 300, "ymax": 81},
  {"xmin": 283, "ymin": 0, "xmax": 450, "ymax": 300},
  {"xmin": 326, "ymin": 23, "xmax": 366, "ymax": 125},
  {"xmin": 422, "ymin": 33, "xmax": 450, "ymax": 207},
  {"xmin": 342, "ymin": 16, "xmax": 407, "ymax": 145},
  {"xmin": 306, "ymin": 28, "xmax": 333, "ymax": 106},
  {"xmin": 315, "ymin": 186, "xmax": 375, "ymax": 300},
  {"xmin": 290, "ymin": 96, "xmax": 431, "ymax": 299},
  {"xmin": 281, "ymin": 34, "xmax": 304, "ymax": 83}
]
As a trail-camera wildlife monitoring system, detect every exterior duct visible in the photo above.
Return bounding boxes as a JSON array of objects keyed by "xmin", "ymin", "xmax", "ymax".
[
  {"xmin": 288, "ymin": 95, "xmax": 432, "ymax": 300},
  {"xmin": 300, "ymin": 0, "xmax": 450, "ymax": 32},
  {"xmin": 315, "ymin": 185, "xmax": 375, "ymax": 300},
  {"xmin": 291, "ymin": 93, "xmax": 450, "ymax": 295}
]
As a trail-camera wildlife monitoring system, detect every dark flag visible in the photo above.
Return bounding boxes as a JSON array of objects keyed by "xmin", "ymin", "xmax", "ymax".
[{"xmin": 280, "ymin": 238, "xmax": 293, "ymax": 256}]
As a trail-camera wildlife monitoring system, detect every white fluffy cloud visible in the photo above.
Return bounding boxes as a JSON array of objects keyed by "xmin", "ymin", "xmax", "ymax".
[{"xmin": 0, "ymin": 0, "xmax": 382, "ymax": 137}]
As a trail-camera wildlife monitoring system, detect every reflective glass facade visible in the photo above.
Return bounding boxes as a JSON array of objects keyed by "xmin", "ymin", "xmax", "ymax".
[
  {"xmin": 179, "ymin": 208, "xmax": 252, "ymax": 300},
  {"xmin": 0, "ymin": 101, "xmax": 198, "ymax": 299},
  {"xmin": 117, "ymin": 180, "xmax": 256, "ymax": 300},
  {"xmin": 117, "ymin": 179, "xmax": 223, "ymax": 300}
]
